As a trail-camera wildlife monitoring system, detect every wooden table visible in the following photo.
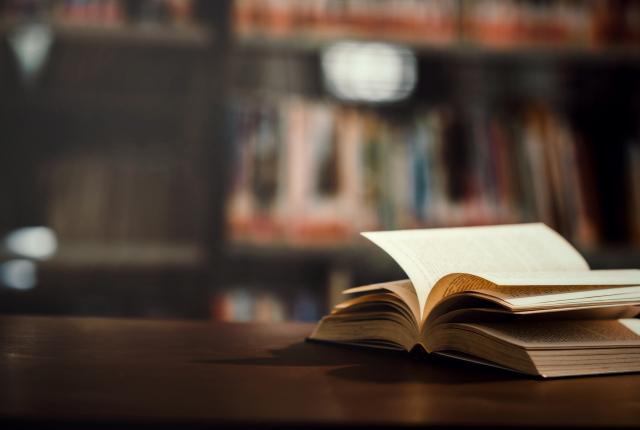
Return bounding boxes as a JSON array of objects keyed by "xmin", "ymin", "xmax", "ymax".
[{"xmin": 0, "ymin": 315, "xmax": 639, "ymax": 428}]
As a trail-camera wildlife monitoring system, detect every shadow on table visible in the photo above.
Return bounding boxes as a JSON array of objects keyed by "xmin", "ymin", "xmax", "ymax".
[{"xmin": 198, "ymin": 340, "xmax": 524, "ymax": 385}]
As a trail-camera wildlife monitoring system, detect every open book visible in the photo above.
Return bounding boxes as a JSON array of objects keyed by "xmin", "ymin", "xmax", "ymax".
[{"xmin": 309, "ymin": 223, "xmax": 640, "ymax": 377}]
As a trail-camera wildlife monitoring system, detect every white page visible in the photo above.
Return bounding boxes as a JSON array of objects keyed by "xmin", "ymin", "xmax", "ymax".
[
  {"xmin": 506, "ymin": 285, "xmax": 640, "ymax": 307},
  {"xmin": 475, "ymin": 269, "xmax": 640, "ymax": 286},
  {"xmin": 620, "ymin": 319, "xmax": 640, "ymax": 335},
  {"xmin": 362, "ymin": 223, "xmax": 589, "ymax": 320},
  {"xmin": 342, "ymin": 280, "xmax": 419, "ymax": 323}
]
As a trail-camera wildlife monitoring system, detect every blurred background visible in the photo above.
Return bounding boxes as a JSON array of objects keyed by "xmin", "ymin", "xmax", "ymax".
[{"xmin": 0, "ymin": 0, "xmax": 639, "ymax": 323}]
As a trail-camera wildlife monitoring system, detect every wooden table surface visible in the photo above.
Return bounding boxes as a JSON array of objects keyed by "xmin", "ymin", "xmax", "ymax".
[{"xmin": 0, "ymin": 315, "xmax": 639, "ymax": 429}]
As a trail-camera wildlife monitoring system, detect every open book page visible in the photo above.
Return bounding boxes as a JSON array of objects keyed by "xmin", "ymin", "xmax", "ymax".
[
  {"xmin": 506, "ymin": 286, "xmax": 640, "ymax": 307},
  {"xmin": 362, "ymin": 223, "xmax": 589, "ymax": 321},
  {"xmin": 620, "ymin": 318, "xmax": 640, "ymax": 335},
  {"xmin": 474, "ymin": 269, "xmax": 640, "ymax": 286},
  {"xmin": 310, "ymin": 290, "xmax": 419, "ymax": 350},
  {"xmin": 425, "ymin": 319, "xmax": 640, "ymax": 377},
  {"xmin": 332, "ymin": 292, "xmax": 417, "ymax": 328},
  {"xmin": 342, "ymin": 280, "xmax": 419, "ymax": 323},
  {"xmin": 427, "ymin": 270, "xmax": 640, "ymax": 313},
  {"xmin": 456, "ymin": 319, "xmax": 640, "ymax": 349}
]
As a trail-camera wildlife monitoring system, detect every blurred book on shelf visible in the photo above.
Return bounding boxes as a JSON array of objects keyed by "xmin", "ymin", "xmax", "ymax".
[
  {"xmin": 40, "ymin": 151, "xmax": 206, "ymax": 267},
  {"xmin": 464, "ymin": 0, "xmax": 640, "ymax": 48},
  {"xmin": 210, "ymin": 287, "xmax": 319, "ymax": 322},
  {"xmin": 226, "ymin": 97, "xmax": 601, "ymax": 249},
  {"xmin": 1, "ymin": 0, "xmax": 197, "ymax": 28},
  {"xmin": 233, "ymin": 0, "xmax": 640, "ymax": 50},
  {"xmin": 234, "ymin": 0, "xmax": 458, "ymax": 45}
]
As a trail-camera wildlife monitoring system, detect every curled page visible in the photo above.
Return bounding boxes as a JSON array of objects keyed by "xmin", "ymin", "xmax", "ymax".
[
  {"xmin": 343, "ymin": 279, "xmax": 419, "ymax": 324},
  {"xmin": 362, "ymin": 223, "xmax": 589, "ymax": 320}
]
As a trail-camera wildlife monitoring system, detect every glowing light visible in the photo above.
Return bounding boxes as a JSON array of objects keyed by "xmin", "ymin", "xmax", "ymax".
[
  {"xmin": 8, "ymin": 23, "xmax": 53, "ymax": 85},
  {"xmin": 321, "ymin": 41, "xmax": 417, "ymax": 103},
  {"xmin": 0, "ymin": 259, "xmax": 37, "ymax": 290},
  {"xmin": 4, "ymin": 227, "xmax": 58, "ymax": 260}
]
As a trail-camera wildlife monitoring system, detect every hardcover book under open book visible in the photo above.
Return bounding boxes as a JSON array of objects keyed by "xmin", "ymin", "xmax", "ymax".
[{"xmin": 309, "ymin": 223, "xmax": 640, "ymax": 377}]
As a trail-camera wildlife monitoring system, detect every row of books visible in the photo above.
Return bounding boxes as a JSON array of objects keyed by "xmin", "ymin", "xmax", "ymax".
[
  {"xmin": 227, "ymin": 97, "xmax": 599, "ymax": 247},
  {"xmin": 210, "ymin": 288, "xmax": 321, "ymax": 322},
  {"xmin": 234, "ymin": 0, "xmax": 640, "ymax": 48},
  {"xmin": 466, "ymin": 0, "xmax": 640, "ymax": 47},
  {"xmin": 43, "ymin": 151, "xmax": 204, "ymax": 246},
  {"xmin": 1, "ymin": 0, "xmax": 196, "ymax": 27}
]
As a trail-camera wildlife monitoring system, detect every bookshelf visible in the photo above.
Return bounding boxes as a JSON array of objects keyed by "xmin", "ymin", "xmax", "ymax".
[
  {"xmin": 236, "ymin": 34, "xmax": 640, "ymax": 64},
  {"xmin": 0, "ymin": 19, "xmax": 213, "ymax": 47},
  {"xmin": 0, "ymin": 0, "xmax": 227, "ymax": 318},
  {"xmin": 219, "ymin": 0, "xmax": 640, "ymax": 321},
  {"xmin": 0, "ymin": 0, "xmax": 639, "ymax": 322}
]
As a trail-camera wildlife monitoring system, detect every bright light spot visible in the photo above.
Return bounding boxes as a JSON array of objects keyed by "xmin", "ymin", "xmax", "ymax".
[
  {"xmin": 322, "ymin": 41, "xmax": 417, "ymax": 103},
  {"xmin": 0, "ymin": 259, "xmax": 37, "ymax": 290},
  {"xmin": 5, "ymin": 227, "xmax": 58, "ymax": 260},
  {"xmin": 8, "ymin": 23, "xmax": 53, "ymax": 85}
]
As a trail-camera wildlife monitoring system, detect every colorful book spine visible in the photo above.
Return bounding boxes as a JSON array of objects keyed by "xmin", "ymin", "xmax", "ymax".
[
  {"xmin": 227, "ymin": 97, "xmax": 601, "ymax": 247},
  {"xmin": 233, "ymin": 0, "xmax": 640, "ymax": 49},
  {"xmin": 210, "ymin": 288, "xmax": 317, "ymax": 322}
]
